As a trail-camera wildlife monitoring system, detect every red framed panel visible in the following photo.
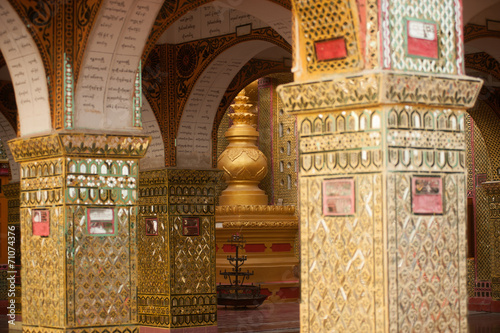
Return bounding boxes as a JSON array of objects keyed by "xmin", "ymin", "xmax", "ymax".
[
  {"xmin": 182, "ymin": 217, "xmax": 200, "ymax": 236},
  {"xmin": 145, "ymin": 218, "xmax": 158, "ymax": 236},
  {"xmin": 32, "ymin": 209, "xmax": 50, "ymax": 236},
  {"xmin": 412, "ymin": 176, "xmax": 443, "ymax": 214}
]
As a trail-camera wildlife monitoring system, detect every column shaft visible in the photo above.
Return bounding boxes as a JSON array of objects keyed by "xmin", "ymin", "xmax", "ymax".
[{"xmin": 138, "ymin": 168, "xmax": 221, "ymax": 331}]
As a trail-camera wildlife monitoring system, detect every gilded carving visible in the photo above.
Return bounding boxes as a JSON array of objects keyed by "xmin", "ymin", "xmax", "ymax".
[
  {"xmin": 278, "ymin": 73, "xmax": 482, "ymax": 114},
  {"xmin": 216, "ymin": 205, "xmax": 295, "ymax": 216},
  {"xmin": 9, "ymin": 134, "xmax": 150, "ymax": 162},
  {"xmin": 285, "ymin": 23, "xmax": 478, "ymax": 324}
]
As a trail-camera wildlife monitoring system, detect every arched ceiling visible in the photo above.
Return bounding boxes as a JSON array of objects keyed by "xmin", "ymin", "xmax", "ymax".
[
  {"xmin": 176, "ymin": 40, "xmax": 282, "ymax": 168},
  {"xmin": 0, "ymin": 1, "xmax": 51, "ymax": 136},
  {"xmin": 464, "ymin": 0, "xmax": 500, "ymax": 25},
  {"xmin": 466, "ymin": 38, "xmax": 500, "ymax": 67},
  {"xmin": 139, "ymin": 94, "xmax": 165, "ymax": 171},
  {"xmin": 464, "ymin": 2, "xmax": 500, "ymax": 92},
  {"xmin": 157, "ymin": 1, "xmax": 292, "ymax": 45},
  {"xmin": 75, "ymin": 0, "xmax": 164, "ymax": 131}
]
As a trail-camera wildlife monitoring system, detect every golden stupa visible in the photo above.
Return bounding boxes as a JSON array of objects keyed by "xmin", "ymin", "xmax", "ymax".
[
  {"xmin": 217, "ymin": 89, "xmax": 269, "ymax": 206},
  {"xmin": 216, "ymin": 89, "xmax": 299, "ymax": 303}
]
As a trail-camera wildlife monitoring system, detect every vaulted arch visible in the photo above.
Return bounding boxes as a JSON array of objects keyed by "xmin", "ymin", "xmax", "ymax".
[
  {"xmin": 139, "ymin": 94, "xmax": 165, "ymax": 171},
  {"xmin": 143, "ymin": 0, "xmax": 292, "ymax": 61},
  {"xmin": 75, "ymin": 0, "xmax": 164, "ymax": 131},
  {"xmin": 0, "ymin": 2, "xmax": 51, "ymax": 136},
  {"xmin": 176, "ymin": 40, "xmax": 283, "ymax": 168}
]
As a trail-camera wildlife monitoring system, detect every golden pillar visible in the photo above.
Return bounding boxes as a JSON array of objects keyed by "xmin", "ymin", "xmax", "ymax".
[
  {"xmin": 279, "ymin": 0, "xmax": 482, "ymax": 331},
  {"xmin": 8, "ymin": 133, "xmax": 150, "ymax": 333},
  {"xmin": 137, "ymin": 168, "xmax": 221, "ymax": 331}
]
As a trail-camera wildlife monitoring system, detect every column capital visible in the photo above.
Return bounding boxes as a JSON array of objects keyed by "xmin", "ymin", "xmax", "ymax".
[
  {"xmin": 8, "ymin": 133, "xmax": 151, "ymax": 162},
  {"xmin": 278, "ymin": 72, "xmax": 483, "ymax": 114}
]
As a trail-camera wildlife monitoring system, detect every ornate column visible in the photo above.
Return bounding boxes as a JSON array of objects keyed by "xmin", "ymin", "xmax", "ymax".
[
  {"xmin": 8, "ymin": 133, "xmax": 149, "ymax": 333},
  {"xmin": 137, "ymin": 168, "xmax": 221, "ymax": 332},
  {"xmin": 3, "ymin": 182, "xmax": 21, "ymax": 327},
  {"xmin": 279, "ymin": 0, "xmax": 482, "ymax": 331},
  {"xmin": 481, "ymin": 181, "xmax": 500, "ymax": 311}
]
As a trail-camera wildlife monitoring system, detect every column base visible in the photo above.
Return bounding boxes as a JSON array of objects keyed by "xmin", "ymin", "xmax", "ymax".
[
  {"xmin": 22, "ymin": 326, "xmax": 137, "ymax": 333},
  {"xmin": 139, "ymin": 326, "xmax": 217, "ymax": 333}
]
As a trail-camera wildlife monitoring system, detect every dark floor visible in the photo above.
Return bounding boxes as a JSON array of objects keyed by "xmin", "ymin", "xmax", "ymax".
[
  {"xmin": 218, "ymin": 303, "xmax": 500, "ymax": 333},
  {"xmin": 217, "ymin": 302, "xmax": 300, "ymax": 333},
  {"xmin": 469, "ymin": 311, "xmax": 500, "ymax": 333},
  {"xmin": 1, "ymin": 305, "xmax": 500, "ymax": 332}
]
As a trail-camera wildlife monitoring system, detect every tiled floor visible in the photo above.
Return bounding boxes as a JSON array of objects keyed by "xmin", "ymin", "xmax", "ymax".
[{"xmin": 2, "ymin": 305, "xmax": 500, "ymax": 332}]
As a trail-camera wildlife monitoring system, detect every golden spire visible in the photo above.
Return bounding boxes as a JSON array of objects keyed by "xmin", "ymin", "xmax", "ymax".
[{"xmin": 217, "ymin": 89, "xmax": 268, "ymax": 206}]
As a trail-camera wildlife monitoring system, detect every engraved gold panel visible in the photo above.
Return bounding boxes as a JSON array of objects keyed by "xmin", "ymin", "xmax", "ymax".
[
  {"xmin": 389, "ymin": 173, "xmax": 467, "ymax": 332},
  {"xmin": 172, "ymin": 215, "xmax": 214, "ymax": 295},
  {"xmin": 21, "ymin": 206, "xmax": 65, "ymax": 326},
  {"xmin": 465, "ymin": 114, "xmax": 492, "ymax": 284},
  {"xmin": 300, "ymin": 174, "xmax": 383, "ymax": 332},
  {"xmin": 72, "ymin": 207, "xmax": 133, "ymax": 325},
  {"xmin": 468, "ymin": 258, "xmax": 475, "ymax": 298}
]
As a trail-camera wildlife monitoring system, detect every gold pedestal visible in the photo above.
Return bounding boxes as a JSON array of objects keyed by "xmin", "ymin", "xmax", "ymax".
[
  {"xmin": 218, "ymin": 182, "xmax": 268, "ymax": 206},
  {"xmin": 216, "ymin": 205, "xmax": 299, "ymax": 302}
]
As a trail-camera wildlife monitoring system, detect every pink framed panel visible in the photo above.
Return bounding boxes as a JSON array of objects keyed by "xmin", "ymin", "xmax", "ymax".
[
  {"xmin": 323, "ymin": 178, "xmax": 355, "ymax": 216},
  {"xmin": 32, "ymin": 209, "xmax": 50, "ymax": 236},
  {"xmin": 145, "ymin": 218, "xmax": 158, "ymax": 236},
  {"xmin": 412, "ymin": 176, "xmax": 443, "ymax": 214},
  {"xmin": 87, "ymin": 208, "xmax": 115, "ymax": 236}
]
